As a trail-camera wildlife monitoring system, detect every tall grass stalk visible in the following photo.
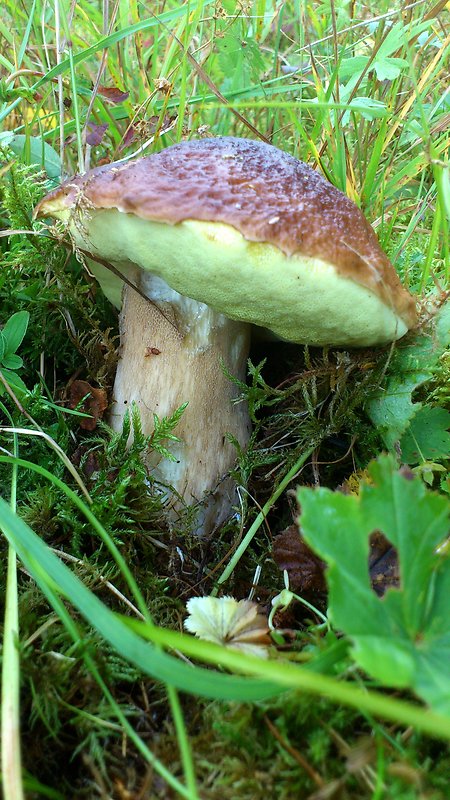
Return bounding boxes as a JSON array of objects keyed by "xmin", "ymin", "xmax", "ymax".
[
  {"xmin": 1, "ymin": 425, "xmax": 24, "ymax": 800},
  {"xmin": 26, "ymin": 557, "xmax": 196, "ymax": 800},
  {"xmin": 213, "ymin": 445, "xmax": 316, "ymax": 593}
]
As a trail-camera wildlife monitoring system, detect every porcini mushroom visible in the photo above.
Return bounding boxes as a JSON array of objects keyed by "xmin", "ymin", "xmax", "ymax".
[{"xmin": 35, "ymin": 137, "xmax": 417, "ymax": 535}]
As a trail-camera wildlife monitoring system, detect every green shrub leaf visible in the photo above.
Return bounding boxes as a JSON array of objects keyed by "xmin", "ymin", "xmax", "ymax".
[
  {"xmin": 399, "ymin": 406, "xmax": 450, "ymax": 463},
  {"xmin": 297, "ymin": 455, "xmax": 450, "ymax": 714},
  {"xmin": 0, "ymin": 331, "xmax": 6, "ymax": 363},
  {"xmin": 366, "ymin": 303, "xmax": 450, "ymax": 457},
  {"xmin": 0, "ymin": 133, "xmax": 61, "ymax": 179},
  {"xmin": 1, "ymin": 310, "xmax": 30, "ymax": 354},
  {"xmin": 1, "ymin": 354, "xmax": 23, "ymax": 370},
  {"xmin": 0, "ymin": 368, "xmax": 28, "ymax": 396}
]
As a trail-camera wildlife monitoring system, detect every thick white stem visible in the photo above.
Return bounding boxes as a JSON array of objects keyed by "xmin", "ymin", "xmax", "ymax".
[{"xmin": 111, "ymin": 281, "xmax": 251, "ymax": 536}]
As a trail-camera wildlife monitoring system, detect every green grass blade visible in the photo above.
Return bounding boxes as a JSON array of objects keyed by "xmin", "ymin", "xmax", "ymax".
[
  {"xmin": 213, "ymin": 446, "xmax": 316, "ymax": 592},
  {"xmin": 0, "ymin": 4, "xmax": 206, "ymax": 126},
  {"xmin": 0, "ymin": 496, "xmax": 280, "ymax": 702},
  {"xmin": 166, "ymin": 684, "xmax": 200, "ymax": 799},
  {"xmin": 0, "ymin": 453, "xmax": 148, "ymax": 618},
  {"xmin": 28, "ymin": 551, "xmax": 194, "ymax": 800},
  {"xmin": 1, "ymin": 431, "xmax": 24, "ymax": 800},
  {"xmin": 16, "ymin": 0, "xmax": 37, "ymax": 69},
  {"xmin": 126, "ymin": 620, "xmax": 450, "ymax": 743}
]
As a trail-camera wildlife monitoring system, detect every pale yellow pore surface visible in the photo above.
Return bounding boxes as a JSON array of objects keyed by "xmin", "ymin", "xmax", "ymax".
[{"xmin": 63, "ymin": 208, "xmax": 407, "ymax": 346}]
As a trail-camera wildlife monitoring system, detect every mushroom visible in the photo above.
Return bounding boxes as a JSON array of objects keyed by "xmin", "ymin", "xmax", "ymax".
[{"xmin": 35, "ymin": 137, "xmax": 417, "ymax": 535}]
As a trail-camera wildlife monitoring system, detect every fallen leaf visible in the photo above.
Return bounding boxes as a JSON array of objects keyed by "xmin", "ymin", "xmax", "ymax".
[
  {"xmin": 67, "ymin": 379, "xmax": 108, "ymax": 431},
  {"xmin": 85, "ymin": 122, "xmax": 108, "ymax": 147},
  {"xmin": 273, "ymin": 526, "xmax": 326, "ymax": 593},
  {"xmin": 97, "ymin": 86, "xmax": 129, "ymax": 104}
]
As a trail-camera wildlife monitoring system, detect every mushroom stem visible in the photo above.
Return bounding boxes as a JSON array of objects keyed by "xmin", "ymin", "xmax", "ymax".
[{"xmin": 111, "ymin": 279, "xmax": 251, "ymax": 536}]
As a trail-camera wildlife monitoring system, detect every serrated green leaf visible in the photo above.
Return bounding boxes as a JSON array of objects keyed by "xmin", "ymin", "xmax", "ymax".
[
  {"xmin": 352, "ymin": 637, "xmax": 416, "ymax": 688},
  {"xmin": 1, "ymin": 310, "xmax": 29, "ymax": 353},
  {"xmin": 297, "ymin": 455, "xmax": 450, "ymax": 714},
  {"xmin": 362, "ymin": 461, "xmax": 447, "ymax": 634},
  {"xmin": 400, "ymin": 406, "xmax": 450, "ymax": 463},
  {"xmin": 366, "ymin": 303, "xmax": 450, "ymax": 449},
  {"xmin": 373, "ymin": 56, "xmax": 408, "ymax": 81}
]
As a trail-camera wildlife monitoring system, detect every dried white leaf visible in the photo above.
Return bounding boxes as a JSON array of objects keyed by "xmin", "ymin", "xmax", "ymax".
[{"xmin": 184, "ymin": 596, "xmax": 270, "ymax": 658}]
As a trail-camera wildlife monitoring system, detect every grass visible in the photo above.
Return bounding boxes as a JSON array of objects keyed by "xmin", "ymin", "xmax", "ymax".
[{"xmin": 0, "ymin": 0, "xmax": 449, "ymax": 797}]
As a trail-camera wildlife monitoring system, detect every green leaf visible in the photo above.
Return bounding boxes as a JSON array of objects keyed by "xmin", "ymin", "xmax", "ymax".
[
  {"xmin": 0, "ymin": 331, "xmax": 6, "ymax": 363},
  {"xmin": 298, "ymin": 455, "xmax": 450, "ymax": 714},
  {"xmin": 2, "ymin": 310, "xmax": 29, "ymax": 354},
  {"xmin": 352, "ymin": 637, "xmax": 416, "ymax": 688},
  {"xmin": 339, "ymin": 18, "xmax": 434, "ymax": 88},
  {"xmin": 0, "ymin": 354, "xmax": 23, "ymax": 370},
  {"xmin": 376, "ymin": 18, "xmax": 434, "ymax": 62},
  {"xmin": 217, "ymin": 33, "xmax": 265, "ymax": 89},
  {"xmin": 0, "ymin": 133, "xmax": 61, "ymax": 179},
  {"xmin": 0, "ymin": 368, "xmax": 28, "ymax": 396},
  {"xmin": 348, "ymin": 96, "xmax": 387, "ymax": 120},
  {"xmin": 366, "ymin": 303, "xmax": 450, "ymax": 451},
  {"xmin": 400, "ymin": 406, "xmax": 450, "ymax": 463},
  {"xmin": 372, "ymin": 56, "xmax": 408, "ymax": 82}
]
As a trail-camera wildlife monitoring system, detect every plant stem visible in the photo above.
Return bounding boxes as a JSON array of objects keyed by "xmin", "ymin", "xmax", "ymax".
[
  {"xmin": 166, "ymin": 684, "xmax": 200, "ymax": 800},
  {"xmin": 1, "ymin": 432, "xmax": 24, "ymax": 800},
  {"xmin": 213, "ymin": 445, "xmax": 316, "ymax": 594},
  {"xmin": 134, "ymin": 622, "xmax": 450, "ymax": 743},
  {"xmin": 32, "ymin": 580, "xmax": 194, "ymax": 800}
]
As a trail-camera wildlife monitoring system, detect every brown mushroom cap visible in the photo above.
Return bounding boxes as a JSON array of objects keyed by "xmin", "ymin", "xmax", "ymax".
[{"xmin": 36, "ymin": 136, "xmax": 417, "ymax": 343}]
